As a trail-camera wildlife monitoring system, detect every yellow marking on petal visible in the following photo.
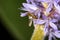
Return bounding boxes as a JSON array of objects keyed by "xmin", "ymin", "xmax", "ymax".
[
  {"xmin": 43, "ymin": 7, "xmax": 56, "ymax": 17},
  {"xmin": 43, "ymin": 11, "xmax": 50, "ymax": 16},
  {"xmin": 42, "ymin": 2, "xmax": 48, "ymax": 9},
  {"xmin": 31, "ymin": 25, "xmax": 44, "ymax": 40},
  {"xmin": 42, "ymin": 2, "xmax": 49, "ymax": 16}
]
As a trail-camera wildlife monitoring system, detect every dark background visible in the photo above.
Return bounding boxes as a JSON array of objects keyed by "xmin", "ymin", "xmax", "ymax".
[
  {"xmin": 0, "ymin": 19, "xmax": 17, "ymax": 40},
  {"xmin": 0, "ymin": 0, "xmax": 60, "ymax": 40},
  {"xmin": 0, "ymin": 0, "xmax": 33, "ymax": 40}
]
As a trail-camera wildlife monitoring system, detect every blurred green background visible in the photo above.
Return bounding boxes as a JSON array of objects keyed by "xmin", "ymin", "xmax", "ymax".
[
  {"xmin": 1, "ymin": 0, "xmax": 60, "ymax": 40},
  {"xmin": 0, "ymin": 0, "xmax": 34, "ymax": 40}
]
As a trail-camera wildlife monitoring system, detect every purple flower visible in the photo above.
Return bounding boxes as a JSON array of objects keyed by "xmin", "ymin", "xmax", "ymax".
[
  {"xmin": 33, "ymin": 18, "xmax": 58, "ymax": 30},
  {"xmin": 48, "ymin": 29, "xmax": 60, "ymax": 40},
  {"xmin": 22, "ymin": 3, "xmax": 38, "ymax": 12},
  {"xmin": 20, "ymin": 12, "xmax": 27, "ymax": 17},
  {"xmin": 20, "ymin": 0, "xmax": 60, "ymax": 40},
  {"xmin": 20, "ymin": 3, "xmax": 38, "ymax": 17},
  {"xmin": 54, "ymin": 1, "xmax": 60, "ymax": 14}
]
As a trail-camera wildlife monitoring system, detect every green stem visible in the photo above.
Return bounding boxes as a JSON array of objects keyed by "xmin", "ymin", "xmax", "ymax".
[{"xmin": 31, "ymin": 25, "xmax": 44, "ymax": 40}]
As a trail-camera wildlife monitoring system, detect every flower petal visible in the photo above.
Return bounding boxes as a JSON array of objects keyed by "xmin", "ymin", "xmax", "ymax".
[
  {"xmin": 48, "ymin": 33, "xmax": 53, "ymax": 40},
  {"xmin": 26, "ymin": 0, "xmax": 31, "ymax": 3},
  {"xmin": 54, "ymin": 2, "xmax": 60, "ymax": 10},
  {"xmin": 54, "ymin": 2, "xmax": 60, "ymax": 14},
  {"xmin": 53, "ymin": 31, "xmax": 60, "ymax": 38},
  {"xmin": 54, "ymin": 0, "xmax": 60, "ymax": 3},
  {"xmin": 35, "ymin": 0, "xmax": 47, "ymax": 2},
  {"xmin": 22, "ymin": 3, "xmax": 38, "ymax": 11},
  {"xmin": 42, "ymin": 14, "xmax": 47, "ymax": 19},
  {"xmin": 21, "ymin": 7, "xmax": 29, "ymax": 11},
  {"xmin": 52, "ymin": 35, "xmax": 57, "ymax": 40},
  {"xmin": 46, "ymin": 4, "xmax": 52, "ymax": 15},
  {"xmin": 33, "ymin": 19, "xmax": 45, "ymax": 24},
  {"xmin": 34, "ymin": 10, "xmax": 41, "ymax": 19},
  {"xmin": 44, "ymin": 21, "xmax": 49, "ymax": 34},
  {"xmin": 37, "ymin": 11, "xmax": 41, "ymax": 19},
  {"xmin": 20, "ymin": 12, "xmax": 27, "ymax": 17},
  {"xmin": 21, "ymin": 7, "xmax": 35, "ymax": 12},
  {"xmin": 49, "ymin": 22, "xmax": 58, "ymax": 30},
  {"xmin": 50, "ymin": 19, "xmax": 58, "ymax": 23},
  {"xmin": 53, "ymin": 13, "xmax": 59, "ymax": 18}
]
